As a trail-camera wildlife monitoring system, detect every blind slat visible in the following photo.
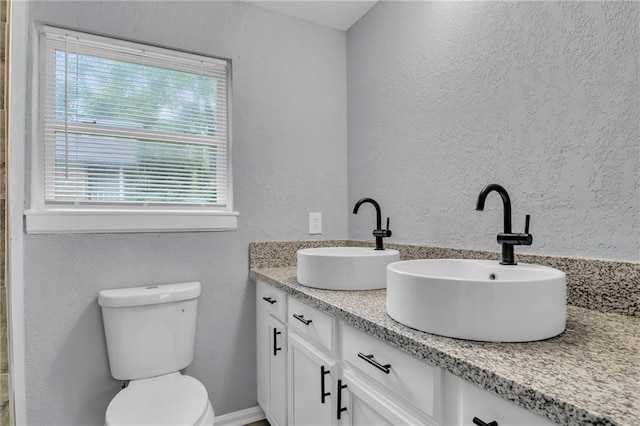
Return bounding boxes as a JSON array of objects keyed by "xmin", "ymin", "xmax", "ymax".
[
  {"xmin": 44, "ymin": 123, "xmax": 228, "ymax": 147},
  {"xmin": 45, "ymin": 170, "xmax": 224, "ymax": 182}
]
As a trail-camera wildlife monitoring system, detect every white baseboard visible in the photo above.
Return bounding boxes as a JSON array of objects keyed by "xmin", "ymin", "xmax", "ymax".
[{"xmin": 214, "ymin": 405, "xmax": 266, "ymax": 426}]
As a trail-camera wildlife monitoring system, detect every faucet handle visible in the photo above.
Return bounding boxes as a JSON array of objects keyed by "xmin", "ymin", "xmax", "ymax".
[
  {"xmin": 373, "ymin": 217, "xmax": 392, "ymax": 238},
  {"xmin": 497, "ymin": 214, "xmax": 533, "ymax": 247}
]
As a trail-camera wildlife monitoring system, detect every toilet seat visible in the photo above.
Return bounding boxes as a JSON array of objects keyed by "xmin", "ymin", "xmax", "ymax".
[{"xmin": 105, "ymin": 374, "xmax": 210, "ymax": 426}]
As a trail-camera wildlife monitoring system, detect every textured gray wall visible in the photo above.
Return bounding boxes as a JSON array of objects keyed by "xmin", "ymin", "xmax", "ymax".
[
  {"xmin": 347, "ymin": 1, "xmax": 639, "ymax": 261},
  {"xmin": 24, "ymin": 2, "xmax": 347, "ymax": 425}
]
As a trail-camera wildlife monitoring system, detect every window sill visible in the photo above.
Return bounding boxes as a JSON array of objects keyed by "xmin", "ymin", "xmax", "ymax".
[{"xmin": 24, "ymin": 209, "xmax": 239, "ymax": 234}]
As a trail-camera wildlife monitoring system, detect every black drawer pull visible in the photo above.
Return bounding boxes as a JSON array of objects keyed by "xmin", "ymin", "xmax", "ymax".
[
  {"xmin": 320, "ymin": 365, "xmax": 331, "ymax": 404},
  {"xmin": 262, "ymin": 297, "xmax": 277, "ymax": 305},
  {"xmin": 293, "ymin": 314, "xmax": 312, "ymax": 325},
  {"xmin": 473, "ymin": 417, "xmax": 498, "ymax": 426},
  {"xmin": 336, "ymin": 379, "xmax": 348, "ymax": 419},
  {"xmin": 357, "ymin": 352, "xmax": 391, "ymax": 374},
  {"xmin": 273, "ymin": 329, "xmax": 282, "ymax": 356}
]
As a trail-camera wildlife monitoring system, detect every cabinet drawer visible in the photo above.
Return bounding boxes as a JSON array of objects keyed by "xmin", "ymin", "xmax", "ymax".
[
  {"xmin": 288, "ymin": 297, "xmax": 334, "ymax": 352},
  {"xmin": 342, "ymin": 324, "xmax": 438, "ymax": 416},
  {"xmin": 257, "ymin": 280, "xmax": 286, "ymax": 322}
]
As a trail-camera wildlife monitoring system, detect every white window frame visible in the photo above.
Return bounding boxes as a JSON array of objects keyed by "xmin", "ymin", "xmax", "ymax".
[{"xmin": 26, "ymin": 25, "xmax": 238, "ymax": 234}]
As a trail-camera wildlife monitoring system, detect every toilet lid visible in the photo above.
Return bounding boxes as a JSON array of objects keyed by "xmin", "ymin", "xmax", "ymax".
[{"xmin": 106, "ymin": 375, "xmax": 209, "ymax": 426}]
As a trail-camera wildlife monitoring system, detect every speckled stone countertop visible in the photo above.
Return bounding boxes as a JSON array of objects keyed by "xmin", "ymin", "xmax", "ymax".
[
  {"xmin": 250, "ymin": 240, "xmax": 640, "ymax": 317},
  {"xmin": 250, "ymin": 266, "xmax": 640, "ymax": 426}
]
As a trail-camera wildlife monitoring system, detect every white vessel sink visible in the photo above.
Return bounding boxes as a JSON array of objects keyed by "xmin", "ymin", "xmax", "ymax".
[
  {"xmin": 386, "ymin": 259, "xmax": 566, "ymax": 342},
  {"xmin": 297, "ymin": 247, "xmax": 400, "ymax": 290}
]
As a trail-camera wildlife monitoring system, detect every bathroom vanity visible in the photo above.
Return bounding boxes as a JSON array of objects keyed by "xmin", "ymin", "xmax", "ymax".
[
  {"xmin": 250, "ymin": 241, "xmax": 640, "ymax": 426},
  {"xmin": 255, "ymin": 277, "xmax": 559, "ymax": 426}
]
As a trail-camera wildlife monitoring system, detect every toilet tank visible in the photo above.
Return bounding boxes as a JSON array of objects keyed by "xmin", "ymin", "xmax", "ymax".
[{"xmin": 98, "ymin": 282, "xmax": 201, "ymax": 380}]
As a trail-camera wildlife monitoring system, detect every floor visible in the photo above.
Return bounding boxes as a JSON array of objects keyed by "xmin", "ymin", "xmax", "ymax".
[{"xmin": 245, "ymin": 421, "xmax": 269, "ymax": 426}]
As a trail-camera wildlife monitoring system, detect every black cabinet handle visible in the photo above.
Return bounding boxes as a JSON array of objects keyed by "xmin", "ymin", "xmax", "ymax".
[
  {"xmin": 273, "ymin": 329, "xmax": 282, "ymax": 356},
  {"xmin": 336, "ymin": 379, "xmax": 348, "ymax": 419},
  {"xmin": 473, "ymin": 417, "xmax": 498, "ymax": 426},
  {"xmin": 293, "ymin": 314, "xmax": 312, "ymax": 325},
  {"xmin": 320, "ymin": 365, "xmax": 331, "ymax": 404},
  {"xmin": 357, "ymin": 352, "xmax": 391, "ymax": 374},
  {"xmin": 262, "ymin": 297, "xmax": 277, "ymax": 305}
]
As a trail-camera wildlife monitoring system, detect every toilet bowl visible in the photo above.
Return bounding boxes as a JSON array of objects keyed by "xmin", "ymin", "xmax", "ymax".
[
  {"xmin": 105, "ymin": 373, "xmax": 214, "ymax": 426},
  {"xmin": 99, "ymin": 282, "xmax": 214, "ymax": 426}
]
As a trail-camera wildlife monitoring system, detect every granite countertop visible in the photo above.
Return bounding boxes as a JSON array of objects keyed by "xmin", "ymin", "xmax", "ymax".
[{"xmin": 250, "ymin": 266, "xmax": 640, "ymax": 426}]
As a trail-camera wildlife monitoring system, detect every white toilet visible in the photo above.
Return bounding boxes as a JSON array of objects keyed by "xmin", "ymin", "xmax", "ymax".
[{"xmin": 98, "ymin": 281, "xmax": 214, "ymax": 426}]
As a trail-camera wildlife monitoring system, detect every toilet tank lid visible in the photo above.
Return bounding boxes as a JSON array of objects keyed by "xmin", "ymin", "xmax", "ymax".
[{"xmin": 98, "ymin": 281, "xmax": 201, "ymax": 308}]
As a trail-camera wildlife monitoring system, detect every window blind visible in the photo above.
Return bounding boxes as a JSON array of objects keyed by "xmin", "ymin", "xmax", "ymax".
[{"xmin": 42, "ymin": 27, "xmax": 230, "ymax": 207}]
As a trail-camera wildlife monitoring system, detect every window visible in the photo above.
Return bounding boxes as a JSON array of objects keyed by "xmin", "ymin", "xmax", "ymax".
[{"xmin": 26, "ymin": 26, "xmax": 237, "ymax": 233}]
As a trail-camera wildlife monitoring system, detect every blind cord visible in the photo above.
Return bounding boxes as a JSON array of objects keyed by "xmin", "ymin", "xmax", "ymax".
[{"xmin": 64, "ymin": 35, "xmax": 69, "ymax": 180}]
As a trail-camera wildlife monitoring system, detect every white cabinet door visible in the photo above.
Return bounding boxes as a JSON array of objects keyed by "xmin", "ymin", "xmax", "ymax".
[
  {"xmin": 339, "ymin": 370, "xmax": 438, "ymax": 426},
  {"xmin": 443, "ymin": 372, "xmax": 557, "ymax": 426},
  {"xmin": 288, "ymin": 331, "xmax": 337, "ymax": 426},
  {"xmin": 267, "ymin": 315, "xmax": 287, "ymax": 426},
  {"xmin": 256, "ymin": 296, "xmax": 268, "ymax": 410},
  {"xmin": 257, "ymin": 298, "xmax": 287, "ymax": 426}
]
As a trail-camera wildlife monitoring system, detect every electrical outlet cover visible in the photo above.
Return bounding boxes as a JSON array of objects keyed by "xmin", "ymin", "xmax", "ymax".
[{"xmin": 309, "ymin": 212, "xmax": 322, "ymax": 234}]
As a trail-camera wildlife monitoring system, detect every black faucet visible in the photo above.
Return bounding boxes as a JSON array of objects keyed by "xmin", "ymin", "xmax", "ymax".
[
  {"xmin": 352, "ymin": 198, "xmax": 392, "ymax": 250},
  {"xmin": 476, "ymin": 184, "xmax": 532, "ymax": 265}
]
